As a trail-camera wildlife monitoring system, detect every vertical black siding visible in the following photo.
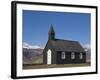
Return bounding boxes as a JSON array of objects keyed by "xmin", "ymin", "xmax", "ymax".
[
  {"xmin": 43, "ymin": 40, "xmax": 86, "ymax": 64},
  {"xmin": 43, "ymin": 41, "xmax": 56, "ymax": 64},
  {"xmin": 56, "ymin": 51, "xmax": 86, "ymax": 64},
  {"xmin": 56, "ymin": 51, "xmax": 71, "ymax": 64}
]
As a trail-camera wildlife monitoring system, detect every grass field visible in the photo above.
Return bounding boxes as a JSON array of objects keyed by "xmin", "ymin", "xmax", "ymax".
[{"xmin": 23, "ymin": 62, "xmax": 90, "ymax": 69}]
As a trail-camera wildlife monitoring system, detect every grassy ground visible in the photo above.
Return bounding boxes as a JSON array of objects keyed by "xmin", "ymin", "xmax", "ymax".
[{"xmin": 23, "ymin": 62, "xmax": 90, "ymax": 69}]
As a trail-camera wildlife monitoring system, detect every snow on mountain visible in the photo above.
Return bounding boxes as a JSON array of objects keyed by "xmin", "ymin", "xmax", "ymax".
[
  {"xmin": 23, "ymin": 42, "xmax": 44, "ymax": 49},
  {"xmin": 83, "ymin": 44, "xmax": 90, "ymax": 51},
  {"xmin": 83, "ymin": 44, "xmax": 91, "ymax": 63},
  {"xmin": 23, "ymin": 42, "xmax": 44, "ymax": 64}
]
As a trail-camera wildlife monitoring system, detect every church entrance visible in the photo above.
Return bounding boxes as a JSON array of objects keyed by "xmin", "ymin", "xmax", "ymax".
[{"xmin": 47, "ymin": 49, "xmax": 51, "ymax": 64}]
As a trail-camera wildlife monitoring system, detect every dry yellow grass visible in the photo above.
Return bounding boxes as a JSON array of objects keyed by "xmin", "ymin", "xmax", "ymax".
[{"xmin": 23, "ymin": 63, "xmax": 90, "ymax": 69}]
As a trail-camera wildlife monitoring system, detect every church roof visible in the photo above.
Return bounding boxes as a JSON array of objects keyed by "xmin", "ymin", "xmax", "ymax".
[{"xmin": 49, "ymin": 39, "xmax": 85, "ymax": 52}]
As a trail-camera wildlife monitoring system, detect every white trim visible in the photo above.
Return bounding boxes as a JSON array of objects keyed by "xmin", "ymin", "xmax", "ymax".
[
  {"xmin": 47, "ymin": 49, "xmax": 52, "ymax": 64},
  {"xmin": 80, "ymin": 53, "xmax": 83, "ymax": 59},
  {"xmin": 61, "ymin": 52, "xmax": 66, "ymax": 59},
  {"xmin": 16, "ymin": 3, "xmax": 96, "ymax": 77},
  {"xmin": 71, "ymin": 52, "xmax": 75, "ymax": 59}
]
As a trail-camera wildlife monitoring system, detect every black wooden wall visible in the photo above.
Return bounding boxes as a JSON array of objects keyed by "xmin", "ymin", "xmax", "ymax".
[
  {"xmin": 56, "ymin": 51, "xmax": 86, "ymax": 64},
  {"xmin": 43, "ymin": 40, "xmax": 86, "ymax": 64}
]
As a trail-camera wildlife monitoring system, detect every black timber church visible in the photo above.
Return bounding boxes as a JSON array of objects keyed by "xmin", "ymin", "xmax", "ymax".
[{"xmin": 43, "ymin": 25, "xmax": 86, "ymax": 64}]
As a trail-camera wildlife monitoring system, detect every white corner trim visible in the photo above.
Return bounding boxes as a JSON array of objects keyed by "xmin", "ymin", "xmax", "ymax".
[{"xmin": 47, "ymin": 49, "xmax": 52, "ymax": 64}]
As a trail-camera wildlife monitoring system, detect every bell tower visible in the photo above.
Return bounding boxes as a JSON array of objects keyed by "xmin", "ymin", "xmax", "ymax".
[{"xmin": 48, "ymin": 25, "xmax": 55, "ymax": 40}]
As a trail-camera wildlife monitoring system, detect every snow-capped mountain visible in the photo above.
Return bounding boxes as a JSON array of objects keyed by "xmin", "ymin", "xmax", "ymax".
[
  {"xmin": 23, "ymin": 42, "xmax": 44, "ymax": 49},
  {"xmin": 23, "ymin": 42, "xmax": 44, "ymax": 64},
  {"xmin": 83, "ymin": 44, "xmax": 91, "ymax": 63}
]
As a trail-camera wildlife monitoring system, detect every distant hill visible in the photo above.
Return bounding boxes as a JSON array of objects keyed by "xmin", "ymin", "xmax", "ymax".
[
  {"xmin": 86, "ymin": 48, "xmax": 91, "ymax": 63},
  {"xmin": 23, "ymin": 48, "xmax": 43, "ymax": 64},
  {"xmin": 83, "ymin": 44, "xmax": 91, "ymax": 63}
]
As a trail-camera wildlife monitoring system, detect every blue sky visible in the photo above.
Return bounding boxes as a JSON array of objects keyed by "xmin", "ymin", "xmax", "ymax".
[{"xmin": 23, "ymin": 10, "xmax": 90, "ymax": 47}]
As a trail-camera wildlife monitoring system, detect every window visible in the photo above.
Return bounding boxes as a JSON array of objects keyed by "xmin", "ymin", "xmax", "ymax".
[
  {"xmin": 71, "ymin": 52, "xmax": 75, "ymax": 59},
  {"xmin": 61, "ymin": 52, "xmax": 66, "ymax": 59},
  {"xmin": 80, "ymin": 53, "xmax": 83, "ymax": 59}
]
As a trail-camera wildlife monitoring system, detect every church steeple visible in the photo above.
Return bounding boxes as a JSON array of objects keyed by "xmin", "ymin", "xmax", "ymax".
[{"xmin": 48, "ymin": 25, "xmax": 55, "ymax": 40}]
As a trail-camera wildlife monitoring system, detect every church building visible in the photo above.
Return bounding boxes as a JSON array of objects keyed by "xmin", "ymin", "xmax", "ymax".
[{"xmin": 43, "ymin": 25, "xmax": 86, "ymax": 64}]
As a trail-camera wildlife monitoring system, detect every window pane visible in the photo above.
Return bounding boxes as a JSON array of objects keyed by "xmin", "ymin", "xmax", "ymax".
[
  {"xmin": 80, "ymin": 53, "xmax": 83, "ymax": 59},
  {"xmin": 71, "ymin": 52, "xmax": 75, "ymax": 59},
  {"xmin": 61, "ymin": 52, "xmax": 65, "ymax": 59}
]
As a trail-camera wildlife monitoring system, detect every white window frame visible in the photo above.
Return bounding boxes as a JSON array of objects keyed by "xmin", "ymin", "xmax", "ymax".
[
  {"xmin": 61, "ymin": 52, "xmax": 66, "ymax": 59},
  {"xmin": 71, "ymin": 52, "xmax": 75, "ymax": 59},
  {"xmin": 80, "ymin": 53, "xmax": 83, "ymax": 59}
]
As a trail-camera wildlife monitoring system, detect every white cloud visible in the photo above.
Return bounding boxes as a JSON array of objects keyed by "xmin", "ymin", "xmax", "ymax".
[
  {"xmin": 23, "ymin": 42, "xmax": 44, "ymax": 49},
  {"xmin": 83, "ymin": 44, "xmax": 91, "ymax": 49},
  {"xmin": 83, "ymin": 44, "xmax": 91, "ymax": 51}
]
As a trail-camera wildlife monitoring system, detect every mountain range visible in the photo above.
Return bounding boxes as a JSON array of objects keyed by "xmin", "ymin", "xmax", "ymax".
[
  {"xmin": 23, "ymin": 48, "xmax": 43, "ymax": 64},
  {"xmin": 23, "ymin": 43, "xmax": 91, "ymax": 64}
]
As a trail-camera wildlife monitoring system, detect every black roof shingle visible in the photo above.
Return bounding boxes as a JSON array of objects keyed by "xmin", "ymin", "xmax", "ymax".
[{"xmin": 49, "ymin": 39, "xmax": 85, "ymax": 52}]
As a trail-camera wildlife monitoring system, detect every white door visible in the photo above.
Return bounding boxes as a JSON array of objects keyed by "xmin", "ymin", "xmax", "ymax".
[{"xmin": 47, "ymin": 49, "xmax": 51, "ymax": 64}]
